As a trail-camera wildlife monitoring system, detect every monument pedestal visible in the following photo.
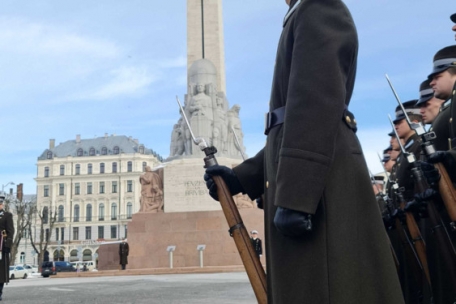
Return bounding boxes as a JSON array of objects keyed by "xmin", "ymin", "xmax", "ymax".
[{"xmin": 98, "ymin": 209, "xmax": 265, "ymax": 270}]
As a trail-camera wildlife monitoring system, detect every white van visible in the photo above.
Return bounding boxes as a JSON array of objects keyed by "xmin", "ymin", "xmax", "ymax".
[{"xmin": 70, "ymin": 261, "xmax": 96, "ymax": 271}]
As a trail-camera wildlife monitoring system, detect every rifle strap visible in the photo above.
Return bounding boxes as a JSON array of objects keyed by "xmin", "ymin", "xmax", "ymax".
[{"xmin": 228, "ymin": 222, "xmax": 245, "ymax": 237}]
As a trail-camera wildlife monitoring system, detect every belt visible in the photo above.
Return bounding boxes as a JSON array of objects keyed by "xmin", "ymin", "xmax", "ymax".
[
  {"xmin": 264, "ymin": 107, "xmax": 285, "ymax": 135},
  {"xmin": 264, "ymin": 105, "xmax": 357, "ymax": 135}
]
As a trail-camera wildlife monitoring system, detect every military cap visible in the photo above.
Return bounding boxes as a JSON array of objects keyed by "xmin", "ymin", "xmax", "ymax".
[
  {"xmin": 451, "ymin": 13, "xmax": 456, "ymax": 23},
  {"xmin": 388, "ymin": 130, "xmax": 394, "ymax": 136},
  {"xmin": 415, "ymin": 79, "xmax": 434, "ymax": 106},
  {"xmin": 251, "ymin": 230, "xmax": 258, "ymax": 234},
  {"xmin": 381, "ymin": 147, "xmax": 392, "ymax": 162},
  {"xmin": 393, "ymin": 99, "xmax": 421, "ymax": 124},
  {"xmin": 428, "ymin": 45, "xmax": 456, "ymax": 78}
]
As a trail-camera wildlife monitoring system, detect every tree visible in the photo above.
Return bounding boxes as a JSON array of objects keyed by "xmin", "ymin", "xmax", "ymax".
[
  {"xmin": 29, "ymin": 205, "xmax": 57, "ymax": 270},
  {"xmin": 4, "ymin": 183, "xmax": 36, "ymax": 266}
]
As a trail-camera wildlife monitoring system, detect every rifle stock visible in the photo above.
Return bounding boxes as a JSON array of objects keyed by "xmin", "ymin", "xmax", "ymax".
[{"xmin": 435, "ymin": 163, "xmax": 456, "ymax": 228}]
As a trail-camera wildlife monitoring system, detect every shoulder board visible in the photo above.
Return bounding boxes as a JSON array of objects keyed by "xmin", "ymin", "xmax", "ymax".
[{"xmin": 283, "ymin": 0, "xmax": 302, "ymax": 27}]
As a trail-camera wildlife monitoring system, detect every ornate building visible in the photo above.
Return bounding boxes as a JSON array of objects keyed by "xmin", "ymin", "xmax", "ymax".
[{"xmin": 34, "ymin": 134, "xmax": 162, "ymax": 263}]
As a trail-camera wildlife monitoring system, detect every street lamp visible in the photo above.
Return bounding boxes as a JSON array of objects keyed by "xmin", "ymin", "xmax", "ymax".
[{"xmin": 1, "ymin": 182, "xmax": 14, "ymax": 195}]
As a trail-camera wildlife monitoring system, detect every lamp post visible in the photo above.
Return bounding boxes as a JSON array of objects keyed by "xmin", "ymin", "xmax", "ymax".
[{"xmin": 1, "ymin": 182, "xmax": 14, "ymax": 195}]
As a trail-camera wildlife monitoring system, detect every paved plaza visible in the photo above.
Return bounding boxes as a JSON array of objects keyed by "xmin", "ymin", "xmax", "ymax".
[{"xmin": 3, "ymin": 272, "xmax": 256, "ymax": 303}]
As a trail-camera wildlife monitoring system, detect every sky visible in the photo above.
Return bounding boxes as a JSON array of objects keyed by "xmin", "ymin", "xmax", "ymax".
[{"xmin": 0, "ymin": 0, "xmax": 455, "ymax": 194}]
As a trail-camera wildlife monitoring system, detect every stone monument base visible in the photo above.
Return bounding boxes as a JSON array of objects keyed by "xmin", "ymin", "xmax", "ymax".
[{"xmin": 97, "ymin": 209, "xmax": 265, "ymax": 270}]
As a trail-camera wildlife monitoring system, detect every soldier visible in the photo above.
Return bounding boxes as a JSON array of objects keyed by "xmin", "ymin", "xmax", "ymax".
[
  {"xmin": 119, "ymin": 238, "xmax": 129, "ymax": 270},
  {"xmin": 250, "ymin": 230, "xmax": 263, "ymax": 258},
  {"xmin": 415, "ymin": 79, "xmax": 445, "ymax": 125},
  {"xmin": 204, "ymin": 0, "xmax": 403, "ymax": 302},
  {"xmin": 0, "ymin": 195, "xmax": 14, "ymax": 301}
]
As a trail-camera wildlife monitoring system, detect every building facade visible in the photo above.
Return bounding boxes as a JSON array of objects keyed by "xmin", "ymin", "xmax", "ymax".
[{"xmin": 34, "ymin": 134, "xmax": 162, "ymax": 264}]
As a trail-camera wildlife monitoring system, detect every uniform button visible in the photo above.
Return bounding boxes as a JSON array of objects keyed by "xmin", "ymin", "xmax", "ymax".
[
  {"xmin": 266, "ymin": 181, "xmax": 269, "ymax": 188},
  {"xmin": 450, "ymin": 118, "xmax": 453, "ymax": 123}
]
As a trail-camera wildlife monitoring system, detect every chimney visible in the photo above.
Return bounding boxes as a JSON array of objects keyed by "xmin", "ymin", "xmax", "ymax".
[
  {"xmin": 76, "ymin": 134, "xmax": 81, "ymax": 143},
  {"xmin": 49, "ymin": 139, "xmax": 55, "ymax": 149}
]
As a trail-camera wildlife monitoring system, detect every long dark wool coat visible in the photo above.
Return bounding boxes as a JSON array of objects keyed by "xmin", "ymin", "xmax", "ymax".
[{"xmin": 232, "ymin": 0, "xmax": 404, "ymax": 303}]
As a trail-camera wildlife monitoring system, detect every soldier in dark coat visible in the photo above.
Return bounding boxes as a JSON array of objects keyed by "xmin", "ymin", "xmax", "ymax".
[
  {"xmin": 204, "ymin": 0, "xmax": 403, "ymax": 303},
  {"xmin": 250, "ymin": 230, "xmax": 262, "ymax": 258},
  {"xmin": 119, "ymin": 238, "xmax": 129, "ymax": 270},
  {"xmin": 0, "ymin": 196, "xmax": 14, "ymax": 301}
]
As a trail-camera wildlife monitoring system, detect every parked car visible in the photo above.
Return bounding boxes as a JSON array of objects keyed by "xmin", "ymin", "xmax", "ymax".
[
  {"xmin": 41, "ymin": 261, "xmax": 76, "ymax": 277},
  {"xmin": 23, "ymin": 264, "xmax": 38, "ymax": 274},
  {"xmin": 71, "ymin": 261, "xmax": 96, "ymax": 272},
  {"xmin": 9, "ymin": 265, "xmax": 28, "ymax": 279}
]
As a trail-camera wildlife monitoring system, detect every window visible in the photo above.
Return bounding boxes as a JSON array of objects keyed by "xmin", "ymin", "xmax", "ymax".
[
  {"xmin": 44, "ymin": 167, "xmax": 49, "ymax": 178},
  {"xmin": 127, "ymin": 180, "xmax": 133, "ymax": 192},
  {"xmin": 112, "ymin": 162, "xmax": 117, "ymax": 173},
  {"xmin": 113, "ymin": 146, "xmax": 119, "ymax": 155},
  {"xmin": 127, "ymin": 202, "xmax": 132, "ymax": 219},
  {"xmin": 127, "ymin": 161, "xmax": 132, "ymax": 172},
  {"xmin": 77, "ymin": 148, "xmax": 83, "ymax": 157},
  {"xmin": 100, "ymin": 163, "xmax": 105, "ymax": 174},
  {"xmin": 85, "ymin": 227, "xmax": 91, "ymax": 240},
  {"xmin": 59, "ymin": 183, "xmax": 64, "ymax": 195},
  {"xmin": 60, "ymin": 165, "xmax": 65, "ymax": 175},
  {"xmin": 75, "ymin": 183, "xmax": 80, "ymax": 195},
  {"xmin": 99, "ymin": 182, "xmax": 105, "ymax": 194},
  {"xmin": 47, "ymin": 151, "xmax": 52, "ymax": 159},
  {"xmin": 58, "ymin": 205, "xmax": 64, "ymax": 222},
  {"xmin": 43, "ymin": 207, "xmax": 49, "ymax": 224},
  {"xmin": 139, "ymin": 145, "xmax": 144, "ymax": 154},
  {"xmin": 55, "ymin": 228, "xmax": 59, "ymax": 241},
  {"xmin": 111, "ymin": 203, "xmax": 117, "ymax": 220},
  {"xmin": 61, "ymin": 227, "xmax": 65, "ymax": 241},
  {"xmin": 44, "ymin": 185, "xmax": 49, "ymax": 197},
  {"xmin": 112, "ymin": 181, "xmax": 117, "ymax": 193},
  {"xmin": 99, "ymin": 204, "xmax": 105, "ymax": 221},
  {"xmin": 86, "ymin": 204, "xmax": 92, "ymax": 221},
  {"xmin": 88, "ymin": 164, "xmax": 92, "ymax": 174},
  {"xmin": 73, "ymin": 227, "xmax": 79, "ymax": 240},
  {"xmin": 101, "ymin": 147, "xmax": 107, "ymax": 155},
  {"xmin": 45, "ymin": 229, "xmax": 50, "ymax": 241},
  {"xmin": 142, "ymin": 162, "xmax": 147, "ymax": 172},
  {"xmin": 74, "ymin": 205, "xmax": 80, "ymax": 222},
  {"xmin": 111, "ymin": 225, "xmax": 117, "ymax": 239},
  {"xmin": 89, "ymin": 147, "xmax": 95, "ymax": 156},
  {"xmin": 75, "ymin": 164, "xmax": 80, "ymax": 175},
  {"xmin": 87, "ymin": 182, "xmax": 92, "ymax": 195},
  {"xmin": 98, "ymin": 226, "xmax": 104, "ymax": 239}
]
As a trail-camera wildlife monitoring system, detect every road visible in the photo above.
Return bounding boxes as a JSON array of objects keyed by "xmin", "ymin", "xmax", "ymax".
[{"xmin": 3, "ymin": 272, "xmax": 257, "ymax": 303}]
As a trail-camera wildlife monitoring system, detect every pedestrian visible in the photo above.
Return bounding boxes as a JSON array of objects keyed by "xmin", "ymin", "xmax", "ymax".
[
  {"xmin": 250, "ymin": 230, "xmax": 262, "ymax": 258},
  {"xmin": 0, "ymin": 195, "xmax": 14, "ymax": 301},
  {"xmin": 204, "ymin": 0, "xmax": 403, "ymax": 302},
  {"xmin": 119, "ymin": 238, "xmax": 129, "ymax": 270}
]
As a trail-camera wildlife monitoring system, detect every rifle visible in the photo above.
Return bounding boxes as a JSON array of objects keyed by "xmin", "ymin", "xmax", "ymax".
[
  {"xmin": 176, "ymin": 96, "xmax": 268, "ymax": 304},
  {"xmin": 386, "ymin": 74, "xmax": 456, "ymax": 231},
  {"xmin": 375, "ymin": 154, "xmax": 430, "ymax": 294}
]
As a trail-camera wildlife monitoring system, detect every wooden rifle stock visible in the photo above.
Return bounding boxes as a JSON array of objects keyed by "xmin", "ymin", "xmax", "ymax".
[
  {"xmin": 435, "ymin": 163, "xmax": 456, "ymax": 229},
  {"xmin": 212, "ymin": 176, "xmax": 268, "ymax": 304}
]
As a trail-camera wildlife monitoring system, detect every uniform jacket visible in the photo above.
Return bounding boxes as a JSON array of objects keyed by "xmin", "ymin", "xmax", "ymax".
[
  {"xmin": 119, "ymin": 242, "xmax": 129, "ymax": 265},
  {"xmin": 232, "ymin": 0, "xmax": 403, "ymax": 303},
  {"xmin": 250, "ymin": 237, "xmax": 262, "ymax": 257},
  {"xmin": 0, "ymin": 210, "xmax": 14, "ymax": 283},
  {"xmin": 394, "ymin": 133, "xmax": 422, "ymax": 201}
]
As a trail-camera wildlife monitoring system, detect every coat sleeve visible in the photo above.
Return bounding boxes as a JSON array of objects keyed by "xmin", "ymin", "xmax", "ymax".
[
  {"xmin": 233, "ymin": 148, "xmax": 265, "ymax": 200},
  {"xmin": 126, "ymin": 243, "xmax": 129, "ymax": 256},
  {"xmin": 275, "ymin": 0, "xmax": 358, "ymax": 214},
  {"xmin": 5, "ymin": 212, "xmax": 14, "ymax": 248}
]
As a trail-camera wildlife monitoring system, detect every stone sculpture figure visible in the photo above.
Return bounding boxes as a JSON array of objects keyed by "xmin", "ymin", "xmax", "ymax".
[
  {"xmin": 139, "ymin": 166, "xmax": 164, "ymax": 212},
  {"xmin": 188, "ymin": 83, "xmax": 213, "ymax": 120},
  {"xmin": 170, "ymin": 123, "xmax": 185, "ymax": 156},
  {"xmin": 212, "ymin": 96, "xmax": 228, "ymax": 152},
  {"xmin": 227, "ymin": 104, "xmax": 245, "ymax": 156}
]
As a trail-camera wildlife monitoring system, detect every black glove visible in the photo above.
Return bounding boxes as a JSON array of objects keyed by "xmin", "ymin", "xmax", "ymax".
[
  {"xmin": 391, "ymin": 208, "xmax": 406, "ymax": 223},
  {"xmin": 428, "ymin": 151, "xmax": 456, "ymax": 184},
  {"xmin": 381, "ymin": 210, "xmax": 395, "ymax": 230},
  {"xmin": 273, "ymin": 206, "xmax": 313, "ymax": 237},
  {"xmin": 419, "ymin": 161, "xmax": 440, "ymax": 187},
  {"xmin": 3, "ymin": 246, "xmax": 10, "ymax": 254},
  {"xmin": 404, "ymin": 189, "xmax": 436, "ymax": 218},
  {"xmin": 428, "ymin": 151, "xmax": 448, "ymax": 164},
  {"xmin": 204, "ymin": 165, "xmax": 245, "ymax": 201}
]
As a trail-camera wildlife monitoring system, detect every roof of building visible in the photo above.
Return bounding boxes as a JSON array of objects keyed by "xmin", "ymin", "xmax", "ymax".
[{"xmin": 38, "ymin": 135, "xmax": 163, "ymax": 161}]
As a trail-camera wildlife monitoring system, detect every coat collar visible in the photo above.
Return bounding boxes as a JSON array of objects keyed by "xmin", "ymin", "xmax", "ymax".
[{"xmin": 283, "ymin": 0, "xmax": 301, "ymax": 27}]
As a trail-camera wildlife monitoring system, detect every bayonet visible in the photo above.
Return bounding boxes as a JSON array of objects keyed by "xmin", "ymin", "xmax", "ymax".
[{"xmin": 230, "ymin": 125, "xmax": 246, "ymax": 161}]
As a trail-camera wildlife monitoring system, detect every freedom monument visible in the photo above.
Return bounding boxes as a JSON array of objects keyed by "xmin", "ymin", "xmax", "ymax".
[{"xmin": 98, "ymin": 0, "xmax": 264, "ymax": 270}]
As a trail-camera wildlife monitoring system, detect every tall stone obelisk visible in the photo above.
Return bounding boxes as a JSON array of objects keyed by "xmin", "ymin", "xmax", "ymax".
[{"xmin": 187, "ymin": 0, "xmax": 226, "ymax": 93}]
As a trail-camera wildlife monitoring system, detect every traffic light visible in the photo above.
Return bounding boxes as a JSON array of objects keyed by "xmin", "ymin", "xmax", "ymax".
[{"xmin": 17, "ymin": 183, "xmax": 23, "ymax": 202}]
